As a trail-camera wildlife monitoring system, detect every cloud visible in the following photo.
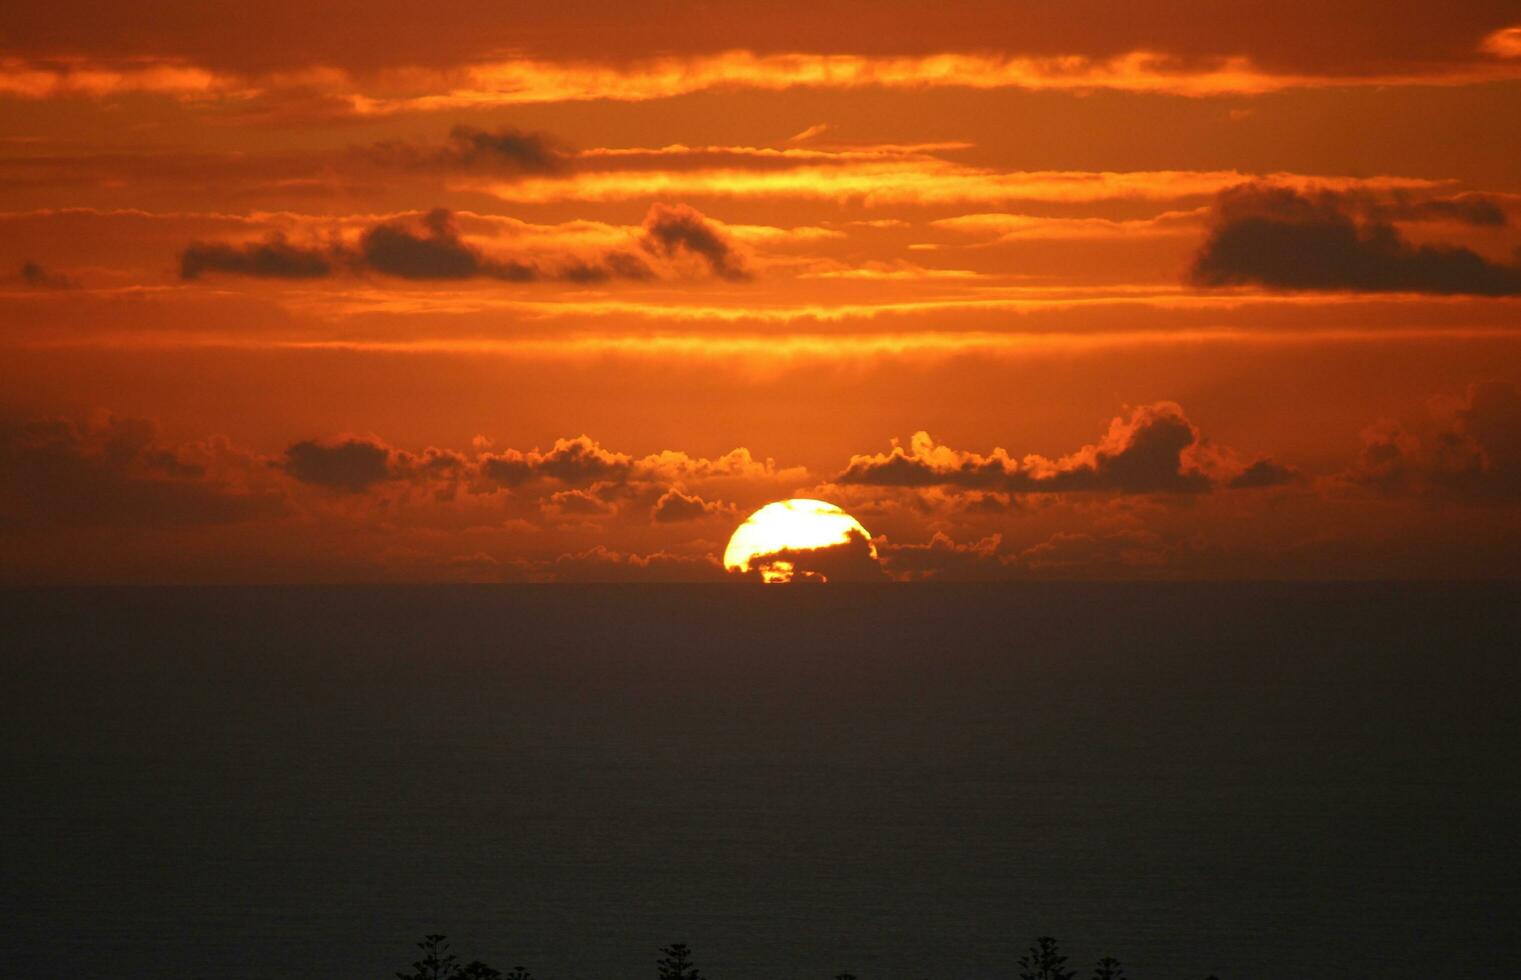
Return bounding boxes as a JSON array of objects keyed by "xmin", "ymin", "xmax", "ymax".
[
  {"xmin": 359, "ymin": 208, "xmax": 536, "ymax": 281},
  {"xmin": 476, "ymin": 157, "xmax": 1446, "ymax": 206},
  {"xmin": 0, "ymin": 413, "xmax": 280, "ymax": 529},
  {"xmin": 8, "ymin": 23, "xmax": 1521, "ymax": 112},
  {"xmin": 1431, "ymin": 380, "xmax": 1521, "ymax": 500},
  {"xmin": 333, "ymin": 50, "xmax": 1521, "ymax": 115},
  {"xmin": 280, "ymin": 434, "xmax": 473, "ymax": 493},
  {"xmin": 477, "ymin": 435, "xmax": 633, "ymax": 488},
  {"xmin": 177, "ymin": 206, "xmax": 745, "ymax": 284},
  {"xmin": 787, "ymin": 123, "xmax": 831, "ymax": 143},
  {"xmin": 1370, "ymin": 193, "xmax": 1509, "ymax": 227},
  {"xmin": 1339, "ymin": 421, "xmax": 1424, "ymax": 496},
  {"xmin": 640, "ymin": 203, "xmax": 750, "ymax": 281},
  {"xmin": 558, "ymin": 252, "xmax": 656, "ymax": 282},
  {"xmin": 727, "ymin": 527, "xmax": 888, "ymax": 583},
  {"xmin": 364, "ymin": 125, "xmax": 565, "ymax": 174},
  {"xmin": 180, "ymin": 233, "xmax": 334, "ymax": 279},
  {"xmin": 1013, "ymin": 529, "xmax": 1169, "ymax": 573},
  {"xmin": 543, "ymin": 486, "xmax": 618, "ymax": 519},
  {"xmin": 930, "ymin": 208, "xmax": 1206, "ymax": 243},
  {"xmin": 277, "ymin": 432, "xmax": 801, "ymax": 502},
  {"xmin": 0, "ymin": 56, "xmax": 232, "ymax": 99},
  {"xmin": 838, "ymin": 403, "xmax": 1223, "ymax": 494},
  {"xmin": 281, "ymin": 437, "xmax": 395, "ymax": 491},
  {"xmin": 551, "ymin": 545, "xmax": 727, "ymax": 583},
  {"xmin": 1482, "ymin": 26, "xmax": 1521, "ymax": 58},
  {"xmin": 1228, "ymin": 457, "xmax": 1299, "ymax": 489},
  {"xmin": 1335, "ymin": 381, "xmax": 1521, "ymax": 501},
  {"xmin": 658, "ymin": 449, "xmax": 806, "ymax": 484},
  {"xmin": 878, "ymin": 531, "xmax": 1005, "ymax": 581},
  {"xmin": 651, "ymin": 488, "xmax": 729, "ymax": 523},
  {"xmin": 16, "ymin": 260, "xmax": 78, "ymax": 289},
  {"xmin": 1190, "ymin": 183, "xmax": 1521, "ymax": 296}
]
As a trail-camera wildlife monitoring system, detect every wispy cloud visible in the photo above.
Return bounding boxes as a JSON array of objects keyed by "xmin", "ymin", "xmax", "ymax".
[
  {"xmin": 5, "ymin": 48, "xmax": 1519, "ymax": 112},
  {"xmin": 470, "ymin": 158, "xmax": 1445, "ymax": 206}
]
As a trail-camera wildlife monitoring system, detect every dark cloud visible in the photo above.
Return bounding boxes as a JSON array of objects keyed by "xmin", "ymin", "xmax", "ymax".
[
  {"xmin": 651, "ymin": 488, "xmax": 726, "ymax": 523},
  {"xmin": 282, "ymin": 437, "xmax": 395, "ymax": 491},
  {"xmin": 1336, "ymin": 381, "xmax": 1521, "ymax": 501},
  {"xmin": 440, "ymin": 125, "xmax": 564, "ymax": 173},
  {"xmin": 177, "ymin": 209, "xmax": 689, "ymax": 285},
  {"xmin": 878, "ymin": 532, "xmax": 1005, "ymax": 581},
  {"xmin": 362, "ymin": 125, "xmax": 565, "ymax": 175},
  {"xmin": 17, "ymin": 260, "xmax": 78, "ymax": 289},
  {"xmin": 1319, "ymin": 189, "xmax": 1512, "ymax": 228},
  {"xmin": 553, "ymin": 546, "xmax": 727, "ymax": 583},
  {"xmin": 532, "ymin": 437, "xmax": 632, "ymax": 483},
  {"xmin": 1228, "ymin": 457, "xmax": 1298, "ymax": 489},
  {"xmin": 1058, "ymin": 404, "xmax": 1212, "ymax": 493},
  {"xmin": 1014, "ymin": 529, "xmax": 1169, "ymax": 575},
  {"xmin": 477, "ymin": 435, "xmax": 633, "ymax": 488},
  {"xmin": 838, "ymin": 403, "xmax": 1217, "ymax": 494},
  {"xmin": 359, "ymin": 209, "xmax": 536, "ymax": 281},
  {"xmin": 1340, "ymin": 421, "xmax": 1423, "ymax": 496},
  {"xmin": 180, "ymin": 234, "xmax": 335, "ymax": 279},
  {"xmin": 728, "ymin": 527, "xmax": 888, "ymax": 583},
  {"xmin": 1375, "ymin": 193, "xmax": 1508, "ymax": 227},
  {"xmin": 559, "ymin": 251, "xmax": 656, "ymax": 283},
  {"xmin": 641, "ymin": 203, "xmax": 750, "ymax": 281},
  {"xmin": 0, "ymin": 413, "xmax": 280, "ymax": 529},
  {"xmin": 1431, "ymin": 380, "xmax": 1521, "ymax": 500},
  {"xmin": 544, "ymin": 486, "xmax": 618, "ymax": 517},
  {"xmin": 281, "ymin": 431, "xmax": 656, "ymax": 498},
  {"xmin": 1190, "ymin": 183, "xmax": 1521, "ymax": 296}
]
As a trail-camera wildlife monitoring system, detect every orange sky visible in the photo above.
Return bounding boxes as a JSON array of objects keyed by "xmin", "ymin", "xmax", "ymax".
[{"xmin": 3, "ymin": 1, "xmax": 1521, "ymax": 582}]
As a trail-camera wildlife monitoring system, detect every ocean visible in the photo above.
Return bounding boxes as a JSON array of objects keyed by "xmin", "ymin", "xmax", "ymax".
[{"xmin": 3, "ymin": 584, "xmax": 1518, "ymax": 980}]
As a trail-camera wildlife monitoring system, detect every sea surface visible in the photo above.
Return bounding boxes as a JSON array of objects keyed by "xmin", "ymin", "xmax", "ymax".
[{"xmin": 3, "ymin": 584, "xmax": 1518, "ymax": 980}]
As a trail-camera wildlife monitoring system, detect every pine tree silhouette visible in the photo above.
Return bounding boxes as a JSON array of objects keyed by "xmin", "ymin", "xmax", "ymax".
[
  {"xmin": 505, "ymin": 967, "xmax": 534, "ymax": 980},
  {"xmin": 457, "ymin": 962, "xmax": 502, "ymax": 980},
  {"xmin": 398, "ymin": 935, "xmax": 460, "ymax": 980},
  {"xmin": 658, "ymin": 943, "xmax": 704, "ymax": 980},
  {"xmin": 1018, "ymin": 936, "xmax": 1076, "ymax": 980},
  {"xmin": 1091, "ymin": 956, "xmax": 1125, "ymax": 980},
  {"xmin": 836, "ymin": 973, "xmax": 858, "ymax": 980}
]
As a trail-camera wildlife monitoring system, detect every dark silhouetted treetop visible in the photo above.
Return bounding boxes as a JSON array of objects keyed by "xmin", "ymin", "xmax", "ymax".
[
  {"xmin": 1091, "ymin": 956, "xmax": 1125, "ymax": 980},
  {"xmin": 658, "ymin": 943, "xmax": 704, "ymax": 980},
  {"xmin": 1019, "ymin": 936, "xmax": 1076, "ymax": 980},
  {"xmin": 398, "ymin": 935, "xmax": 460, "ymax": 980},
  {"xmin": 458, "ymin": 962, "xmax": 503, "ymax": 980}
]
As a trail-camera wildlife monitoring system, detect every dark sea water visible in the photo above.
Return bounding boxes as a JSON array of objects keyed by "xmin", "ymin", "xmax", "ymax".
[{"xmin": 3, "ymin": 584, "xmax": 1519, "ymax": 980}]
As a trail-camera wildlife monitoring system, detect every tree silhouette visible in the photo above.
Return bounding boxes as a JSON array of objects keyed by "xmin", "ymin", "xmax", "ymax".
[
  {"xmin": 1019, "ymin": 936, "xmax": 1076, "ymax": 980},
  {"xmin": 1091, "ymin": 956, "xmax": 1125, "ymax": 980},
  {"xmin": 658, "ymin": 943, "xmax": 704, "ymax": 980},
  {"xmin": 382, "ymin": 930, "xmax": 1216, "ymax": 980},
  {"xmin": 398, "ymin": 935, "xmax": 460, "ymax": 980}
]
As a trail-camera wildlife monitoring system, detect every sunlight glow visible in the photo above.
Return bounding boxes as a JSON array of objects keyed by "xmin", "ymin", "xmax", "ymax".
[{"xmin": 722, "ymin": 498, "xmax": 876, "ymax": 583}]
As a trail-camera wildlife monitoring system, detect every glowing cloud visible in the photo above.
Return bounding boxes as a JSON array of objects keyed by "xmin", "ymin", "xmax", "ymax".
[{"xmin": 1481, "ymin": 26, "xmax": 1521, "ymax": 58}]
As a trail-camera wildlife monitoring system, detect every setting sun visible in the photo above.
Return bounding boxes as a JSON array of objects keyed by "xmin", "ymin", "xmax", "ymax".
[{"xmin": 723, "ymin": 498, "xmax": 877, "ymax": 582}]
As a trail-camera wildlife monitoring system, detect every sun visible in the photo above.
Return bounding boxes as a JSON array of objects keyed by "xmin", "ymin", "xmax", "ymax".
[{"xmin": 723, "ymin": 498, "xmax": 878, "ymax": 583}]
